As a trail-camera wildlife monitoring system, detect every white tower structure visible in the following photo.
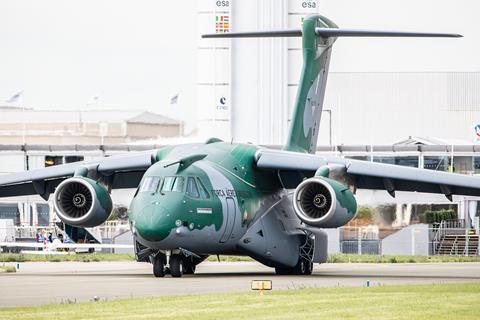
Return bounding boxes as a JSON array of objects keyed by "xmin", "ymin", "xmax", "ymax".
[
  {"xmin": 197, "ymin": 0, "xmax": 319, "ymax": 144},
  {"xmin": 197, "ymin": 0, "xmax": 233, "ymax": 141}
]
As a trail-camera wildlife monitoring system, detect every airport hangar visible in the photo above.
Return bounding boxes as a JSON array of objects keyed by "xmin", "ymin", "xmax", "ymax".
[{"xmin": 1, "ymin": 1, "xmax": 480, "ymax": 250}]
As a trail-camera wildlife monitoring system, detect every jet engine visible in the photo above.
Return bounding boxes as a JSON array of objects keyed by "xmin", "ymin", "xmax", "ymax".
[
  {"xmin": 53, "ymin": 177, "xmax": 113, "ymax": 228},
  {"xmin": 293, "ymin": 177, "xmax": 357, "ymax": 228}
]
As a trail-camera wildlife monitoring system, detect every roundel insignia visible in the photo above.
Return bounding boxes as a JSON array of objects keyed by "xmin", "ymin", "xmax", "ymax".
[{"xmin": 475, "ymin": 124, "xmax": 480, "ymax": 137}]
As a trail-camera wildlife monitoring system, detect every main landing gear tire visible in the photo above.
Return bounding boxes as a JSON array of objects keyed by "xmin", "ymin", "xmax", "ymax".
[
  {"xmin": 305, "ymin": 260, "xmax": 314, "ymax": 275},
  {"xmin": 275, "ymin": 258, "xmax": 313, "ymax": 276},
  {"xmin": 274, "ymin": 267, "xmax": 291, "ymax": 275},
  {"xmin": 170, "ymin": 254, "xmax": 184, "ymax": 278},
  {"xmin": 153, "ymin": 255, "xmax": 165, "ymax": 278},
  {"xmin": 293, "ymin": 258, "xmax": 313, "ymax": 275},
  {"xmin": 183, "ymin": 263, "xmax": 196, "ymax": 275}
]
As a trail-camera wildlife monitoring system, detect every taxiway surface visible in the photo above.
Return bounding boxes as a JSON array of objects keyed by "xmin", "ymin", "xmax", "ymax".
[{"xmin": 1, "ymin": 261, "xmax": 479, "ymax": 307}]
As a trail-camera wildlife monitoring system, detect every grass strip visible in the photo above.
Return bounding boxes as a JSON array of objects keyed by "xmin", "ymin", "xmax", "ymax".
[{"xmin": 0, "ymin": 283, "xmax": 479, "ymax": 320}]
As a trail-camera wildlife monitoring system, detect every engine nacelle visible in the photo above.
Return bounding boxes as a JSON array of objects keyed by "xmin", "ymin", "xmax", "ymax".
[
  {"xmin": 53, "ymin": 177, "xmax": 113, "ymax": 228},
  {"xmin": 293, "ymin": 177, "xmax": 357, "ymax": 228}
]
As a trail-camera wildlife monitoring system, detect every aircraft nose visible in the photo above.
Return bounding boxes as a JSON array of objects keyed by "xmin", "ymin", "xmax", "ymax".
[{"xmin": 133, "ymin": 204, "xmax": 175, "ymax": 242}]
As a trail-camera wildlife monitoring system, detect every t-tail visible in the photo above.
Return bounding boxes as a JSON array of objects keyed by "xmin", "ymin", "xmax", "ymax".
[{"xmin": 203, "ymin": 15, "xmax": 462, "ymax": 154}]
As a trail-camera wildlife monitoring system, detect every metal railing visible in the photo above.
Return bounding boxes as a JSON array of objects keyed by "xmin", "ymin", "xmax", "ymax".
[
  {"xmin": 1, "ymin": 222, "xmax": 479, "ymax": 257},
  {"xmin": 0, "ymin": 223, "xmax": 130, "ymax": 243},
  {"xmin": 338, "ymin": 223, "xmax": 478, "ymax": 257},
  {"xmin": 432, "ymin": 219, "xmax": 469, "ymax": 255}
]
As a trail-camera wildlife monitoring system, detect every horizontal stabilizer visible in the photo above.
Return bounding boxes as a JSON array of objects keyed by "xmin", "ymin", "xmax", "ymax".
[
  {"xmin": 202, "ymin": 29, "xmax": 462, "ymax": 39},
  {"xmin": 315, "ymin": 28, "xmax": 462, "ymax": 38},
  {"xmin": 202, "ymin": 29, "xmax": 302, "ymax": 38}
]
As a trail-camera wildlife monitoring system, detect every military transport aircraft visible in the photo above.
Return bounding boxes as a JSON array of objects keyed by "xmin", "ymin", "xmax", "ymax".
[{"xmin": 0, "ymin": 15, "xmax": 471, "ymax": 277}]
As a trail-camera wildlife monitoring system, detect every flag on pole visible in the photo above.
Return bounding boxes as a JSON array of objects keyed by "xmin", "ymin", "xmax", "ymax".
[
  {"xmin": 474, "ymin": 123, "xmax": 480, "ymax": 139},
  {"xmin": 170, "ymin": 93, "xmax": 179, "ymax": 105},
  {"xmin": 5, "ymin": 91, "xmax": 23, "ymax": 104}
]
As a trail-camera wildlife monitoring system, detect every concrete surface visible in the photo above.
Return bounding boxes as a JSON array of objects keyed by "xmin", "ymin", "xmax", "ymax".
[{"xmin": 0, "ymin": 261, "xmax": 479, "ymax": 307}]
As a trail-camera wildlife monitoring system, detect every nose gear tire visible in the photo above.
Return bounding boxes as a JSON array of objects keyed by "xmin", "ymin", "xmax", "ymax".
[
  {"xmin": 170, "ymin": 254, "xmax": 184, "ymax": 278},
  {"xmin": 153, "ymin": 255, "xmax": 165, "ymax": 278}
]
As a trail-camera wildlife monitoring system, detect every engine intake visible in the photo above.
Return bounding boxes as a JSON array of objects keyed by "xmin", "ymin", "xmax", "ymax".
[
  {"xmin": 53, "ymin": 177, "xmax": 113, "ymax": 228},
  {"xmin": 293, "ymin": 177, "xmax": 357, "ymax": 228}
]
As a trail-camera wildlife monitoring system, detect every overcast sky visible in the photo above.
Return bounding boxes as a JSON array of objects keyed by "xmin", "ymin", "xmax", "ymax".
[
  {"xmin": 321, "ymin": 0, "xmax": 480, "ymax": 73},
  {"xmin": 1, "ymin": 0, "xmax": 479, "ymax": 130},
  {"xmin": 0, "ymin": 0, "xmax": 197, "ymax": 123}
]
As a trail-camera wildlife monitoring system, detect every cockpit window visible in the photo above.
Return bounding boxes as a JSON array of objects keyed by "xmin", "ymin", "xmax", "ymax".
[
  {"xmin": 186, "ymin": 177, "xmax": 200, "ymax": 198},
  {"xmin": 139, "ymin": 177, "xmax": 161, "ymax": 193},
  {"xmin": 161, "ymin": 176, "xmax": 185, "ymax": 192},
  {"xmin": 172, "ymin": 177, "xmax": 185, "ymax": 192},
  {"xmin": 197, "ymin": 178, "xmax": 210, "ymax": 199},
  {"xmin": 162, "ymin": 177, "xmax": 175, "ymax": 191}
]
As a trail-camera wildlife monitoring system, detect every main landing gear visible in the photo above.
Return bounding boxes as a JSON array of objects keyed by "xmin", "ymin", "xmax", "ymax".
[
  {"xmin": 275, "ymin": 257, "xmax": 313, "ymax": 275},
  {"xmin": 152, "ymin": 252, "xmax": 200, "ymax": 278},
  {"xmin": 275, "ymin": 232, "xmax": 314, "ymax": 275}
]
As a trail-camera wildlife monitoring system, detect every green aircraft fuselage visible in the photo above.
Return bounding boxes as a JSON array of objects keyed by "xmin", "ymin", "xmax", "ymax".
[{"xmin": 129, "ymin": 141, "xmax": 284, "ymax": 254}]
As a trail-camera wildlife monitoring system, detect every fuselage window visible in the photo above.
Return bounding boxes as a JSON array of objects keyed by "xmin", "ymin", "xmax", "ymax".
[
  {"xmin": 139, "ymin": 177, "xmax": 161, "ymax": 193},
  {"xmin": 197, "ymin": 178, "xmax": 211, "ymax": 199},
  {"xmin": 186, "ymin": 177, "xmax": 200, "ymax": 198},
  {"xmin": 162, "ymin": 176, "xmax": 185, "ymax": 192}
]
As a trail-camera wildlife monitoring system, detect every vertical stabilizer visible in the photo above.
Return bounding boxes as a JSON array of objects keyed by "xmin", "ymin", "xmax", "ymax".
[
  {"xmin": 203, "ymin": 16, "xmax": 461, "ymax": 153},
  {"xmin": 284, "ymin": 15, "xmax": 337, "ymax": 153}
]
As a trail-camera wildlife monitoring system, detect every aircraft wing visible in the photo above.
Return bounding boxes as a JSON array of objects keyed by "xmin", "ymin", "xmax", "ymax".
[
  {"xmin": 0, "ymin": 150, "xmax": 157, "ymax": 199},
  {"xmin": 255, "ymin": 149, "xmax": 480, "ymax": 199}
]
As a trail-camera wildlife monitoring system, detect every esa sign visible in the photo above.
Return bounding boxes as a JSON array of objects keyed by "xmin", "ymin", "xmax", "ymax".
[
  {"xmin": 301, "ymin": 1, "xmax": 316, "ymax": 8},
  {"xmin": 291, "ymin": 0, "xmax": 318, "ymax": 11},
  {"xmin": 216, "ymin": 0, "xmax": 230, "ymax": 7}
]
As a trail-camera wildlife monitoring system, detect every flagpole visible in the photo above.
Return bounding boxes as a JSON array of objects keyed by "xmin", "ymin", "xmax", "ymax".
[
  {"xmin": 170, "ymin": 93, "xmax": 182, "ymax": 137},
  {"xmin": 21, "ymin": 94, "xmax": 26, "ymax": 171},
  {"xmin": 22, "ymin": 102, "xmax": 26, "ymax": 145},
  {"xmin": 5, "ymin": 91, "xmax": 26, "ymax": 165}
]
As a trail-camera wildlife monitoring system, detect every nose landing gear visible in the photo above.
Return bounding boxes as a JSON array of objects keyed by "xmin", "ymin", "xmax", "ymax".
[
  {"xmin": 152, "ymin": 253, "xmax": 184, "ymax": 278},
  {"xmin": 169, "ymin": 254, "xmax": 184, "ymax": 277},
  {"xmin": 152, "ymin": 251, "xmax": 204, "ymax": 278},
  {"xmin": 153, "ymin": 254, "xmax": 166, "ymax": 278}
]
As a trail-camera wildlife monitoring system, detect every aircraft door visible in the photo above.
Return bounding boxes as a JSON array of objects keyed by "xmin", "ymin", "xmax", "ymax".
[{"xmin": 220, "ymin": 197, "xmax": 236, "ymax": 243}]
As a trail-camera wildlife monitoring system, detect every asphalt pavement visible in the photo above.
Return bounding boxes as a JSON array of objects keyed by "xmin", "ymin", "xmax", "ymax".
[{"xmin": 1, "ymin": 261, "xmax": 479, "ymax": 307}]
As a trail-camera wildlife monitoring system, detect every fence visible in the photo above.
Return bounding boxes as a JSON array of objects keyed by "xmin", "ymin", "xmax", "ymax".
[
  {"xmin": 332, "ymin": 224, "xmax": 480, "ymax": 256},
  {"xmin": 0, "ymin": 222, "xmax": 130, "ymax": 243},
  {"xmin": 0, "ymin": 222, "xmax": 479, "ymax": 257}
]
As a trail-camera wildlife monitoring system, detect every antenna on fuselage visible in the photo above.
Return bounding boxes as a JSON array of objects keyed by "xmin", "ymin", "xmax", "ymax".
[{"xmin": 163, "ymin": 154, "xmax": 208, "ymax": 173}]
